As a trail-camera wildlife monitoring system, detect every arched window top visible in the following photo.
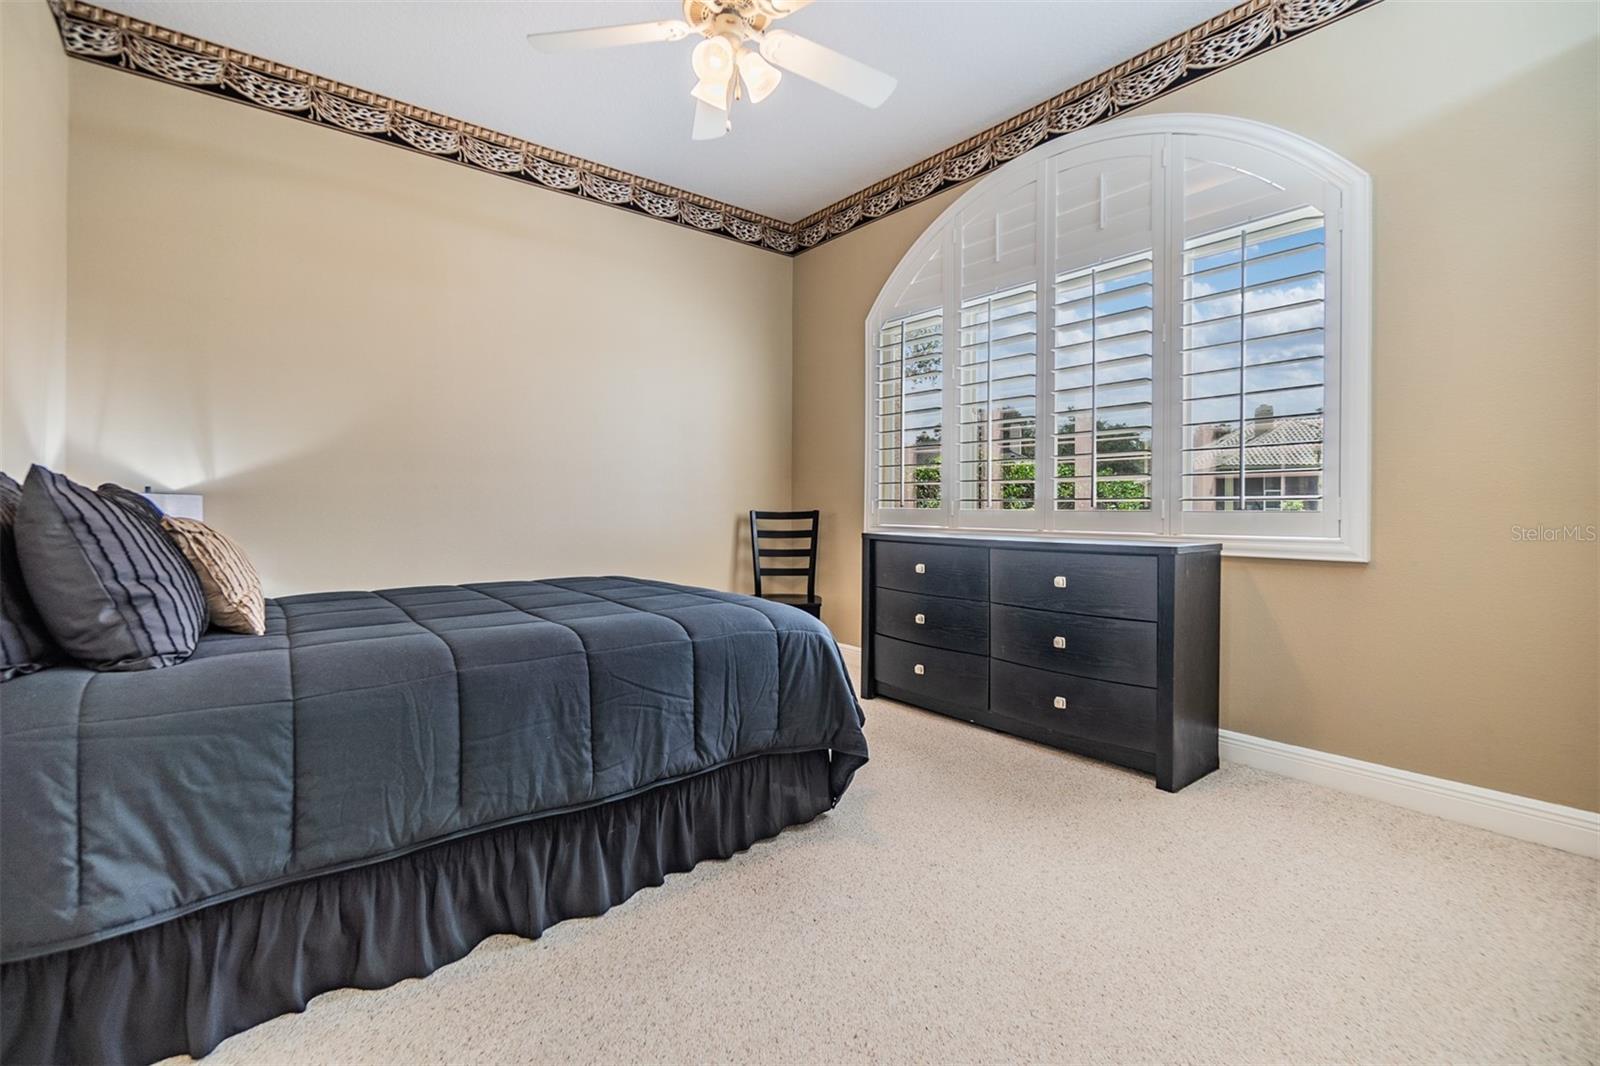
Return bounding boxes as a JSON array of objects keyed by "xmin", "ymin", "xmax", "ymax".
[{"xmin": 866, "ymin": 114, "xmax": 1371, "ymax": 561}]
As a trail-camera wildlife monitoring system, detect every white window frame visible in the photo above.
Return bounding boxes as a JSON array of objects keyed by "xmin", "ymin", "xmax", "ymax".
[{"xmin": 863, "ymin": 114, "xmax": 1372, "ymax": 562}]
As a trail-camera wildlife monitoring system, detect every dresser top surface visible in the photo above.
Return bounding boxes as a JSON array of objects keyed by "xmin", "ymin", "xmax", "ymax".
[{"xmin": 864, "ymin": 530, "xmax": 1222, "ymax": 556}]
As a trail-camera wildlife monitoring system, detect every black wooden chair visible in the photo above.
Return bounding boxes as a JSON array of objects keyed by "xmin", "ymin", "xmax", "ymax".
[{"xmin": 749, "ymin": 509, "xmax": 822, "ymax": 619}]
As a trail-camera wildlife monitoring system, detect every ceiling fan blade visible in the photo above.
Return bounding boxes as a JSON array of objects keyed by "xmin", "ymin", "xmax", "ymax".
[
  {"xmin": 765, "ymin": 0, "xmax": 815, "ymax": 15},
  {"xmin": 692, "ymin": 98, "xmax": 729, "ymax": 140},
  {"xmin": 526, "ymin": 19, "xmax": 691, "ymax": 53},
  {"xmin": 758, "ymin": 29, "xmax": 896, "ymax": 108}
]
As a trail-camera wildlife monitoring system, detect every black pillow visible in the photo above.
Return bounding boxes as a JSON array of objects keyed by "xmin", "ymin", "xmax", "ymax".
[
  {"xmin": 14, "ymin": 466, "xmax": 208, "ymax": 671},
  {"xmin": 97, "ymin": 482, "xmax": 166, "ymax": 523},
  {"xmin": 0, "ymin": 472, "xmax": 59, "ymax": 681}
]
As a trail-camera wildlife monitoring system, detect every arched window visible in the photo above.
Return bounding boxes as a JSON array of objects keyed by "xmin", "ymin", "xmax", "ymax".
[{"xmin": 867, "ymin": 114, "xmax": 1371, "ymax": 561}]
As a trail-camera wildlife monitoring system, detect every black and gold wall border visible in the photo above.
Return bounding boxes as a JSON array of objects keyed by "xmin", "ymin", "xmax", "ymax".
[
  {"xmin": 791, "ymin": 0, "xmax": 1380, "ymax": 250},
  {"xmin": 49, "ymin": 0, "xmax": 800, "ymax": 254},
  {"xmin": 51, "ymin": 0, "xmax": 1380, "ymax": 256}
]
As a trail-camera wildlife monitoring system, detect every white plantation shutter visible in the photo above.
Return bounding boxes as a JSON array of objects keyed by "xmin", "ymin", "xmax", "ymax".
[
  {"xmin": 874, "ymin": 309, "xmax": 944, "ymax": 514},
  {"xmin": 1047, "ymin": 135, "xmax": 1165, "ymax": 533},
  {"xmin": 866, "ymin": 116, "xmax": 1368, "ymax": 559},
  {"xmin": 961, "ymin": 176, "xmax": 1037, "ymax": 293},
  {"xmin": 959, "ymin": 283, "xmax": 1038, "ymax": 513},
  {"xmin": 871, "ymin": 238, "xmax": 948, "ymax": 524},
  {"xmin": 1181, "ymin": 209, "xmax": 1327, "ymax": 513},
  {"xmin": 892, "ymin": 240, "xmax": 944, "ymax": 316},
  {"xmin": 1174, "ymin": 132, "xmax": 1342, "ymax": 541},
  {"xmin": 1051, "ymin": 253, "xmax": 1157, "ymax": 514},
  {"xmin": 950, "ymin": 171, "xmax": 1043, "ymax": 524},
  {"xmin": 1052, "ymin": 140, "xmax": 1157, "ymax": 266},
  {"xmin": 1182, "ymin": 139, "xmax": 1315, "ymax": 238}
]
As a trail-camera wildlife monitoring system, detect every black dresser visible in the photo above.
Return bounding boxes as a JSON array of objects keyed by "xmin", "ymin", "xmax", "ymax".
[{"xmin": 860, "ymin": 532, "xmax": 1222, "ymax": 792}]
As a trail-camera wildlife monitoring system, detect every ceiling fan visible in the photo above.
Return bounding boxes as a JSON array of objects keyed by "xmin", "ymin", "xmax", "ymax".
[{"xmin": 526, "ymin": 0, "xmax": 897, "ymax": 140}]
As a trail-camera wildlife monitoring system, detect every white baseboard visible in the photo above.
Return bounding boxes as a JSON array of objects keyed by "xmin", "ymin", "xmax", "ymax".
[
  {"xmin": 841, "ymin": 641, "xmax": 1596, "ymax": 857},
  {"xmin": 1221, "ymin": 729, "xmax": 1600, "ymax": 858}
]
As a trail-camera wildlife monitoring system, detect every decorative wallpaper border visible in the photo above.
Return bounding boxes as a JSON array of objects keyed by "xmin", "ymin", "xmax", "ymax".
[
  {"xmin": 48, "ymin": 0, "xmax": 800, "ymax": 252},
  {"xmin": 791, "ymin": 0, "xmax": 1378, "ymax": 248},
  {"xmin": 49, "ymin": 0, "xmax": 1378, "ymax": 256}
]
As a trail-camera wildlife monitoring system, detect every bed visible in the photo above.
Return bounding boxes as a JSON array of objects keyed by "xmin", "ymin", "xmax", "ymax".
[{"xmin": 0, "ymin": 577, "xmax": 868, "ymax": 1065}]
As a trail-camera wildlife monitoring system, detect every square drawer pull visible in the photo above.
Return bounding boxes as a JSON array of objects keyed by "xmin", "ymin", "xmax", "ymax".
[
  {"xmin": 913, "ymin": 663, "xmax": 925, "ymax": 676},
  {"xmin": 1053, "ymin": 575, "xmax": 1067, "ymax": 588},
  {"xmin": 1053, "ymin": 696, "xmax": 1068, "ymax": 710},
  {"xmin": 914, "ymin": 613, "xmax": 926, "ymax": 625},
  {"xmin": 914, "ymin": 563, "xmax": 927, "ymax": 574},
  {"xmin": 1051, "ymin": 635, "xmax": 1067, "ymax": 649}
]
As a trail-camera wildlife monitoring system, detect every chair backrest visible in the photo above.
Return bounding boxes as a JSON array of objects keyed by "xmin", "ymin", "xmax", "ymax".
[{"xmin": 749, "ymin": 510, "xmax": 820, "ymax": 602}]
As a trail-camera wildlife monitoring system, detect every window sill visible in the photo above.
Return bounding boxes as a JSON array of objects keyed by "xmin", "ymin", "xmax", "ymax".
[
  {"xmin": 1210, "ymin": 536, "xmax": 1369, "ymax": 563},
  {"xmin": 866, "ymin": 523, "xmax": 1369, "ymax": 563}
]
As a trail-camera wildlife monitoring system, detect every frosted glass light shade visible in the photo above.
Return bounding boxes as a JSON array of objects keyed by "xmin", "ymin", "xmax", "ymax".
[
  {"xmin": 736, "ymin": 51, "xmax": 781, "ymax": 103},
  {"xmin": 690, "ymin": 76, "xmax": 730, "ymax": 110},
  {"xmin": 690, "ymin": 37, "xmax": 734, "ymax": 82}
]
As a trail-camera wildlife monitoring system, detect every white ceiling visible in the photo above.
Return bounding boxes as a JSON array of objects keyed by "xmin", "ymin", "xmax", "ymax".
[{"xmin": 109, "ymin": 0, "xmax": 1237, "ymax": 220}]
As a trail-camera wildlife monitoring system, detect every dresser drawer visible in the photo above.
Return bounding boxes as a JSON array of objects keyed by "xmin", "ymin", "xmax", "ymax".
[
  {"xmin": 990, "ymin": 549, "xmax": 1157, "ymax": 621},
  {"xmin": 876, "ymin": 540, "xmax": 989, "ymax": 601},
  {"xmin": 990, "ymin": 660, "xmax": 1156, "ymax": 754},
  {"xmin": 874, "ymin": 588, "xmax": 988, "ymax": 653},
  {"xmin": 873, "ymin": 635, "xmax": 988, "ymax": 714},
  {"xmin": 991, "ymin": 604, "xmax": 1157, "ymax": 687}
]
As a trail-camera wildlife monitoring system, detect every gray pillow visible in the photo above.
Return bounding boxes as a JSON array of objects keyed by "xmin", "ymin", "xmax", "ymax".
[
  {"xmin": 0, "ymin": 472, "xmax": 59, "ymax": 681},
  {"xmin": 14, "ymin": 466, "xmax": 208, "ymax": 671},
  {"xmin": 97, "ymin": 481, "xmax": 167, "ymax": 523}
]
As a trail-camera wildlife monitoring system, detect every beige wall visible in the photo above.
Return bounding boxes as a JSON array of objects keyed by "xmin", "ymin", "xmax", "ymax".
[
  {"xmin": 793, "ymin": 1, "xmax": 1600, "ymax": 811},
  {"xmin": 1, "ymin": 0, "xmax": 69, "ymax": 472},
  {"xmin": 14, "ymin": 0, "xmax": 1598, "ymax": 808},
  {"xmin": 65, "ymin": 61, "xmax": 793, "ymax": 597}
]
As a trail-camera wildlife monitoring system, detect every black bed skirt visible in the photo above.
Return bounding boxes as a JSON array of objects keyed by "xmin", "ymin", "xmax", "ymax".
[{"xmin": 1, "ymin": 750, "xmax": 834, "ymax": 1065}]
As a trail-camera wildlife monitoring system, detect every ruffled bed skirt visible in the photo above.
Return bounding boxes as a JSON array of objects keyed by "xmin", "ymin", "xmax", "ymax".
[{"xmin": 1, "ymin": 750, "xmax": 834, "ymax": 1065}]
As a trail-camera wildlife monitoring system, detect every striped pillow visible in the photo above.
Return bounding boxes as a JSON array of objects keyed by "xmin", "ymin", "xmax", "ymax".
[
  {"xmin": 0, "ymin": 472, "xmax": 59, "ymax": 681},
  {"xmin": 97, "ymin": 481, "xmax": 166, "ymax": 523},
  {"xmin": 161, "ymin": 517, "xmax": 266, "ymax": 636},
  {"xmin": 14, "ymin": 466, "xmax": 208, "ymax": 671}
]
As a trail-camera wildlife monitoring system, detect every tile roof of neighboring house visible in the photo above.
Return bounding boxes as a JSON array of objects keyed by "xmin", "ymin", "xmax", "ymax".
[{"xmin": 1205, "ymin": 416, "xmax": 1323, "ymax": 471}]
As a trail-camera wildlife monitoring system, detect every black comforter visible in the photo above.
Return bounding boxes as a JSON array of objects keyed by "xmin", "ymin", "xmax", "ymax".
[{"xmin": 0, "ymin": 577, "xmax": 867, "ymax": 963}]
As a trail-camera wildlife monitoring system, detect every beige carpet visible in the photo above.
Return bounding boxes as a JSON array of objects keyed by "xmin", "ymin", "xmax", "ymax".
[{"xmin": 171, "ymin": 650, "xmax": 1599, "ymax": 1064}]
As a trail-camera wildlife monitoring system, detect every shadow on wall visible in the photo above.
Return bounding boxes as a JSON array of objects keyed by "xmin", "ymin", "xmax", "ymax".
[
  {"xmin": 1, "ymin": 396, "xmax": 62, "ymax": 471},
  {"xmin": 729, "ymin": 511, "xmax": 754, "ymax": 597},
  {"xmin": 69, "ymin": 358, "xmax": 354, "ymax": 497},
  {"xmin": 75, "ymin": 409, "xmax": 777, "ymax": 603},
  {"xmin": 68, "ymin": 411, "xmax": 393, "ymax": 594}
]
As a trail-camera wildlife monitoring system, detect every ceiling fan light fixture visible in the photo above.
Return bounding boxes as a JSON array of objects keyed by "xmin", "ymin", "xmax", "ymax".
[
  {"xmin": 527, "ymin": 2, "xmax": 896, "ymax": 141},
  {"xmin": 736, "ymin": 50, "xmax": 782, "ymax": 104}
]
